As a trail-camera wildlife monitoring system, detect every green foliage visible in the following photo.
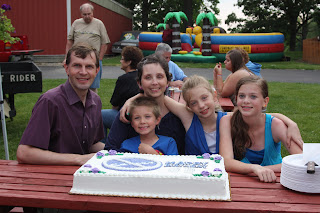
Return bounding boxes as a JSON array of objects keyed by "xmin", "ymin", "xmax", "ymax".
[
  {"xmin": 225, "ymin": 0, "xmax": 320, "ymax": 51},
  {"xmin": 114, "ymin": 0, "xmax": 220, "ymax": 31},
  {"xmin": 0, "ymin": 8, "xmax": 19, "ymax": 43}
]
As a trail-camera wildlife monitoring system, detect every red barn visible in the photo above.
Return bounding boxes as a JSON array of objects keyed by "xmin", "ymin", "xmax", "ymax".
[{"xmin": 4, "ymin": 0, "xmax": 132, "ymax": 61}]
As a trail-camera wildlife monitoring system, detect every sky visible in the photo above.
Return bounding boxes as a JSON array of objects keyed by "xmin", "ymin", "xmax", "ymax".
[{"xmin": 204, "ymin": 0, "xmax": 245, "ymax": 32}]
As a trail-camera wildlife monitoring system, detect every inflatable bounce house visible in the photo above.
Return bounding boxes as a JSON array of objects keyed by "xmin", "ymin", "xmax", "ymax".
[{"xmin": 139, "ymin": 11, "xmax": 284, "ymax": 63}]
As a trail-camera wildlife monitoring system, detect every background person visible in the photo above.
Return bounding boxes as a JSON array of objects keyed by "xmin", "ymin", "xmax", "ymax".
[
  {"xmin": 105, "ymin": 54, "xmax": 186, "ymax": 155},
  {"xmin": 120, "ymin": 96, "xmax": 178, "ymax": 155},
  {"xmin": 65, "ymin": 3, "xmax": 110, "ymax": 93},
  {"xmin": 156, "ymin": 43, "xmax": 188, "ymax": 88},
  {"xmin": 219, "ymin": 76, "xmax": 302, "ymax": 182},
  {"xmin": 235, "ymin": 47, "xmax": 262, "ymax": 77},
  {"xmin": 214, "ymin": 48, "xmax": 253, "ymax": 105},
  {"xmin": 17, "ymin": 43, "xmax": 105, "ymax": 166},
  {"xmin": 100, "ymin": 46, "xmax": 143, "ymax": 143},
  {"xmin": 162, "ymin": 24, "xmax": 173, "ymax": 47}
]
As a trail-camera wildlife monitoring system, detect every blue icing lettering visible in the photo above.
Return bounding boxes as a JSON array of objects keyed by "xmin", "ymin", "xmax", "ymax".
[
  {"xmin": 164, "ymin": 162, "xmax": 174, "ymax": 167},
  {"xmin": 102, "ymin": 157, "xmax": 162, "ymax": 172},
  {"xmin": 164, "ymin": 161, "xmax": 208, "ymax": 168}
]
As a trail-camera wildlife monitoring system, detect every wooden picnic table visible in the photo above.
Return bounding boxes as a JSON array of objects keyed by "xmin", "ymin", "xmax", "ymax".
[{"xmin": 0, "ymin": 160, "xmax": 319, "ymax": 213}]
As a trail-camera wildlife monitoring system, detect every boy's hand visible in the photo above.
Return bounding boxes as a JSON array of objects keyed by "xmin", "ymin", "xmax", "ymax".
[{"xmin": 138, "ymin": 143, "xmax": 158, "ymax": 155}]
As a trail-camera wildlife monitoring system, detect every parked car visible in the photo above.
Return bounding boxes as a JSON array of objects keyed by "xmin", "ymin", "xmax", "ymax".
[{"xmin": 112, "ymin": 31, "xmax": 141, "ymax": 54}]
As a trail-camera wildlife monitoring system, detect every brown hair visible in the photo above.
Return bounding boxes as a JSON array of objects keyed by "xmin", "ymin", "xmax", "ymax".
[
  {"xmin": 231, "ymin": 75, "xmax": 268, "ymax": 160},
  {"xmin": 234, "ymin": 47, "xmax": 249, "ymax": 64},
  {"xmin": 121, "ymin": 46, "xmax": 144, "ymax": 69},
  {"xmin": 182, "ymin": 75, "xmax": 222, "ymax": 111},
  {"xmin": 128, "ymin": 96, "xmax": 161, "ymax": 121},
  {"xmin": 65, "ymin": 43, "xmax": 99, "ymax": 68},
  {"xmin": 137, "ymin": 53, "xmax": 172, "ymax": 84},
  {"xmin": 227, "ymin": 48, "xmax": 250, "ymax": 73}
]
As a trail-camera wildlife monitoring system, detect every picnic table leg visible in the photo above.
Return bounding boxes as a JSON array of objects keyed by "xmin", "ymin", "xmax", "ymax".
[
  {"xmin": 0, "ymin": 206, "xmax": 13, "ymax": 213},
  {"xmin": 23, "ymin": 207, "xmax": 37, "ymax": 213}
]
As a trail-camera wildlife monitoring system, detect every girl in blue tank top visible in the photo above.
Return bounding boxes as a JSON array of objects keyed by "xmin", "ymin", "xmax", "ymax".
[
  {"xmin": 219, "ymin": 76, "xmax": 302, "ymax": 183},
  {"xmin": 164, "ymin": 75, "xmax": 229, "ymax": 155}
]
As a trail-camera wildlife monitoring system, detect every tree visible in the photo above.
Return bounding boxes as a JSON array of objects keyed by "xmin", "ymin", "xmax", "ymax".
[
  {"xmin": 225, "ymin": 0, "xmax": 320, "ymax": 51},
  {"xmin": 196, "ymin": 12, "xmax": 218, "ymax": 56},
  {"xmin": 115, "ymin": 0, "xmax": 221, "ymax": 32},
  {"xmin": 164, "ymin": 12, "xmax": 188, "ymax": 54}
]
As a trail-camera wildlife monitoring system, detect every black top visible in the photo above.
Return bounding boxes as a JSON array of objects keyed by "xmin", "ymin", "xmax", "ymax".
[{"xmin": 110, "ymin": 70, "xmax": 139, "ymax": 108}]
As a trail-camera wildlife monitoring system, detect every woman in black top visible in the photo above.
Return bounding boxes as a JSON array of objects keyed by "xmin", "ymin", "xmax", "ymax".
[{"xmin": 100, "ymin": 46, "xmax": 143, "ymax": 143}]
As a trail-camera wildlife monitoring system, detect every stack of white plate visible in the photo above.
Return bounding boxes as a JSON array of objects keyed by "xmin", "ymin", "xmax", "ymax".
[{"xmin": 280, "ymin": 154, "xmax": 320, "ymax": 193}]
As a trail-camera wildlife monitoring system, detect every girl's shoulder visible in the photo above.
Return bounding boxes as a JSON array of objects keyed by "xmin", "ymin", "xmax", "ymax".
[
  {"xmin": 234, "ymin": 69, "xmax": 251, "ymax": 76},
  {"xmin": 270, "ymin": 116, "xmax": 286, "ymax": 127},
  {"xmin": 220, "ymin": 113, "xmax": 232, "ymax": 122}
]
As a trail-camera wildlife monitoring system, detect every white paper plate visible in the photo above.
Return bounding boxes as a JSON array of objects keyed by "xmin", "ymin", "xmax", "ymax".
[{"xmin": 281, "ymin": 154, "xmax": 320, "ymax": 193}]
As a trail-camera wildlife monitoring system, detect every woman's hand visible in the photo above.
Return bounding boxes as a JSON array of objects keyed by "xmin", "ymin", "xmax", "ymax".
[
  {"xmin": 252, "ymin": 164, "xmax": 277, "ymax": 183},
  {"xmin": 119, "ymin": 94, "xmax": 143, "ymax": 123},
  {"xmin": 119, "ymin": 101, "xmax": 131, "ymax": 123},
  {"xmin": 214, "ymin": 62, "xmax": 222, "ymax": 75}
]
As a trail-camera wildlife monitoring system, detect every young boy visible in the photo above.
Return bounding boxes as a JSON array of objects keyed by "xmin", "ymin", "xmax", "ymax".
[{"xmin": 120, "ymin": 96, "xmax": 178, "ymax": 155}]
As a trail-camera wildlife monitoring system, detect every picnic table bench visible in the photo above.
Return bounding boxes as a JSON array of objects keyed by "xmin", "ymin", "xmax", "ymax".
[{"xmin": 0, "ymin": 160, "xmax": 319, "ymax": 213}]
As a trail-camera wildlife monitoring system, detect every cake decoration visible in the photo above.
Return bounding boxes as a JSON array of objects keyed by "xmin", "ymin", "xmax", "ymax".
[
  {"xmin": 108, "ymin": 150, "xmax": 117, "ymax": 155},
  {"xmin": 96, "ymin": 151, "xmax": 104, "ymax": 159},
  {"xmin": 201, "ymin": 171, "xmax": 210, "ymax": 176},
  {"xmin": 214, "ymin": 156, "xmax": 222, "ymax": 163},
  {"xmin": 202, "ymin": 153, "xmax": 211, "ymax": 159}
]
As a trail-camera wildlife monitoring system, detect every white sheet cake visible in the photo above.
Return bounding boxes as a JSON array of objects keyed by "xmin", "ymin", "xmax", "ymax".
[{"xmin": 70, "ymin": 150, "xmax": 231, "ymax": 201}]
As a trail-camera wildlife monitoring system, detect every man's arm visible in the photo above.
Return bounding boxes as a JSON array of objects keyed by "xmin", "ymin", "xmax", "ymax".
[
  {"xmin": 65, "ymin": 39, "xmax": 74, "ymax": 55},
  {"xmin": 90, "ymin": 142, "xmax": 105, "ymax": 153},
  {"xmin": 99, "ymin": 44, "xmax": 107, "ymax": 61},
  {"xmin": 63, "ymin": 39, "xmax": 74, "ymax": 64},
  {"xmin": 16, "ymin": 145, "xmax": 94, "ymax": 166}
]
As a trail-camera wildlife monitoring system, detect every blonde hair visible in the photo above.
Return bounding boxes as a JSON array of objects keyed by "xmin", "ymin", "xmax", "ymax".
[{"xmin": 182, "ymin": 75, "xmax": 222, "ymax": 111}]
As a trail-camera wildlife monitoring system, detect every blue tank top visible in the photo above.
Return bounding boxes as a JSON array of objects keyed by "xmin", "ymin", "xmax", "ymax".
[
  {"xmin": 185, "ymin": 111, "xmax": 227, "ymax": 155},
  {"xmin": 241, "ymin": 114, "xmax": 282, "ymax": 166}
]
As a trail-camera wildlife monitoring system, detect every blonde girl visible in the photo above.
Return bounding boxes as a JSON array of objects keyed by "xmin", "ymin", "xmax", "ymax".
[{"xmin": 164, "ymin": 75, "xmax": 227, "ymax": 155}]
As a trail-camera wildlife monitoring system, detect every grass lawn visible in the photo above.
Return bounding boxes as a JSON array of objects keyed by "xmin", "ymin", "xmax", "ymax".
[{"xmin": 0, "ymin": 78, "xmax": 319, "ymax": 160}]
